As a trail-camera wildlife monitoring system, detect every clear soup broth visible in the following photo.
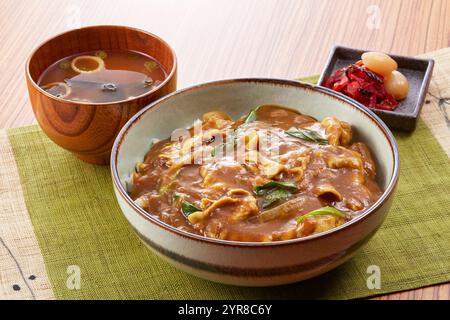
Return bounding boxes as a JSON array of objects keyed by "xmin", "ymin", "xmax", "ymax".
[{"xmin": 38, "ymin": 50, "xmax": 167, "ymax": 103}]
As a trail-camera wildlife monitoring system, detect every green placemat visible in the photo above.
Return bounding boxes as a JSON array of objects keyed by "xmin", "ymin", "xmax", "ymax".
[{"xmin": 6, "ymin": 78, "xmax": 450, "ymax": 300}]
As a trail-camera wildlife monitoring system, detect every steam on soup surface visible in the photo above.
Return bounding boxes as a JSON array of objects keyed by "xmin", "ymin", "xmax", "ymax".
[
  {"xmin": 129, "ymin": 105, "xmax": 383, "ymax": 242},
  {"xmin": 38, "ymin": 50, "xmax": 167, "ymax": 103}
]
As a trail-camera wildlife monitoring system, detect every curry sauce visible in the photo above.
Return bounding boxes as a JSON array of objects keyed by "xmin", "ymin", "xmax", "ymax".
[{"xmin": 130, "ymin": 105, "xmax": 382, "ymax": 242}]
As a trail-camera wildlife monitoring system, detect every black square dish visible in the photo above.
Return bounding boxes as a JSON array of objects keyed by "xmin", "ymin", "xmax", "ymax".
[{"xmin": 318, "ymin": 45, "xmax": 434, "ymax": 131}]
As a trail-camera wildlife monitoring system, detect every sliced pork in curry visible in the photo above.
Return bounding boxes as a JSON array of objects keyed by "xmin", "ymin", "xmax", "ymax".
[{"xmin": 129, "ymin": 105, "xmax": 382, "ymax": 242}]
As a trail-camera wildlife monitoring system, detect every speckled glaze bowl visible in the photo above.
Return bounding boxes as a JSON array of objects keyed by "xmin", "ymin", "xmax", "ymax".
[{"xmin": 111, "ymin": 78, "xmax": 399, "ymax": 286}]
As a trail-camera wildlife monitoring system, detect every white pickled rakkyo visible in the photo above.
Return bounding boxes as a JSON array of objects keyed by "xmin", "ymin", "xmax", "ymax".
[
  {"xmin": 383, "ymin": 70, "xmax": 409, "ymax": 100},
  {"xmin": 361, "ymin": 51, "xmax": 398, "ymax": 76}
]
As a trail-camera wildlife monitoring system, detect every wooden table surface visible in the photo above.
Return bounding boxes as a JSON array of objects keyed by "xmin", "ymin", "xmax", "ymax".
[{"xmin": 0, "ymin": 0, "xmax": 449, "ymax": 300}]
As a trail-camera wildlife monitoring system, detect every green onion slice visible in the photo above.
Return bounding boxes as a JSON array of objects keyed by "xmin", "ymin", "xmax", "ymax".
[
  {"xmin": 95, "ymin": 50, "xmax": 108, "ymax": 60},
  {"xmin": 285, "ymin": 127, "xmax": 328, "ymax": 145},
  {"xmin": 244, "ymin": 105, "xmax": 263, "ymax": 123},
  {"xmin": 262, "ymin": 188, "xmax": 292, "ymax": 208},
  {"xmin": 254, "ymin": 180, "xmax": 298, "ymax": 196},
  {"xmin": 144, "ymin": 61, "xmax": 158, "ymax": 71},
  {"xmin": 181, "ymin": 201, "xmax": 202, "ymax": 217},
  {"xmin": 296, "ymin": 206, "xmax": 346, "ymax": 224}
]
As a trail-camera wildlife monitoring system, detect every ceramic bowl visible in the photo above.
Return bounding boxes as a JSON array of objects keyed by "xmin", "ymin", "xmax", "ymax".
[
  {"xmin": 111, "ymin": 78, "xmax": 399, "ymax": 286},
  {"xmin": 26, "ymin": 25, "xmax": 177, "ymax": 165}
]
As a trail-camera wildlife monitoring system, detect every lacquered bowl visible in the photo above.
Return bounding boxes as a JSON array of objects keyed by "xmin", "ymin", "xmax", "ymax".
[
  {"xmin": 111, "ymin": 78, "xmax": 399, "ymax": 286},
  {"xmin": 26, "ymin": 25, "xmax": 177, "ymax": 165}
]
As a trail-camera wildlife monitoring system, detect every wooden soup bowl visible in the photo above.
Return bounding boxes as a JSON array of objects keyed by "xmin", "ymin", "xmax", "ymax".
[{"xmin": 26, "ymin": 25, "xmax": 177, "ymax": 165}]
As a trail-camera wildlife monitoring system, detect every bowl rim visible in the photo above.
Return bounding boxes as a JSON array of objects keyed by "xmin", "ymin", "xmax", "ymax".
[
  {"xmin": 111, "ymin": 78, "xmax": 400, "ymax": 247},
  {"xmin": 25, "ymin": 25, "xmax": 177, "ymax": 106}
]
